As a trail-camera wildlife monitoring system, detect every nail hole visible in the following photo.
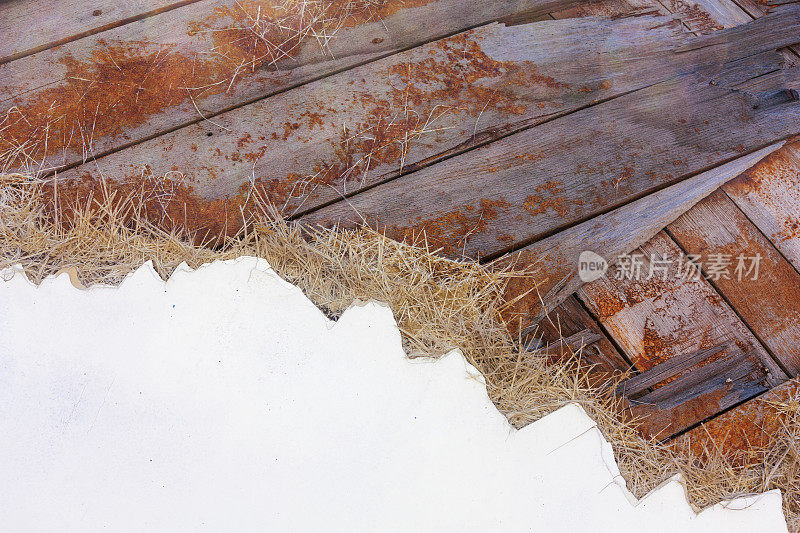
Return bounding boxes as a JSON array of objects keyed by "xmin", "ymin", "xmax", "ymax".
[
  {"xmin": 92, "ymin": 9, "xmax": 102, "ymax": 16},
  {"xmin": 206, "ymin": 132, "xmax": 213, "ymax": 137}
]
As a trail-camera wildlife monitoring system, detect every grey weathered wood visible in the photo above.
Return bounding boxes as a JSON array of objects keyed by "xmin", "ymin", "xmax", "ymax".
[
  {"xmin": 617, "ymin": 343, "xmax": 728, "ymax": 396},
  {"xmin": 502, "ymin": 142, "xmax": 784, "ymax": 323},
  {"xmin": 723, "ymin": 140, "xmax": 800, "ymax": 271},
  {"xmin": 52, "ymin": 15, "xmax": 703, "ymax": 215},
  {"xmin": 576, "ymin": 230, "xmax": 788, "ymax": 385},
  {"xmin": 534, "ymin": 295, "xmax": 631, "ymax": 372},
  {"xmin": 1, "ymin": 0, "xmax": 574, "ymax": 174},
  {"xmin": 667, "ymin": 188, "xmax": 800, "ymax": 376},
  {"xmin": 633, "ymin": 348, "xmax": 765, "ymax": 410},
  {"xmin": 576, "ymin": 231, "xmax": 786, "ymax": 436},
  {"xmin": 0, "ymin": 0, "xmax": 202, "ymax": 65},
  {"xmin": 304, "ymin": 28, "xmax": 800, "ymax": 258}
]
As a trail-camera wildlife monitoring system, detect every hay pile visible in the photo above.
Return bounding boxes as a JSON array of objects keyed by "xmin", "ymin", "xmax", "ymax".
[{"xmin": 0, "ymin": 172, "xmax": 798, "ymax": 528}]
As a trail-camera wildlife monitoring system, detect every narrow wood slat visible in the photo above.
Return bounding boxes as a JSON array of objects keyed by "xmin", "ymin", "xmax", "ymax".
[
  {"xmin": 0, "ymin": 0, "xmax": 573, "ymax": 174},
  {"xmin": 667, "ymin": 188, "xmax": 800, "ymax": 376},
  {"xmin": 535, "ymin": 295, "xmax": 631, "ymax": 372},
  {"xmin": 576, "ymin": 231, "xmax": 787, "ymax": 437},
  {"xmin": 496, "ymin": 143, "xmax": 783, "ymax": 326},
  {"xmin": 674, "ymin": 378, "xmax": 800, "ymax": 463},
  {"xmin": 723, "ymin": 141, "xmax": 800, "ymax": 271},
  {"xmin": 0, "ymin": 0, "xmax": 203, "ymax": 65},
  {"xmin": 617, "ymin": 343, "xmax": 728, "ymax": 396},
  {"xmin": 634, "ymin": 347, "xmax": 757, "ymax": 406}
]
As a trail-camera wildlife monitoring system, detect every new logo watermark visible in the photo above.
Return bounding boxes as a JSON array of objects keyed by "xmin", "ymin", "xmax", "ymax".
[{"xmin": 578, "ymin": 251, "xmax": 608, "ymax": 282}]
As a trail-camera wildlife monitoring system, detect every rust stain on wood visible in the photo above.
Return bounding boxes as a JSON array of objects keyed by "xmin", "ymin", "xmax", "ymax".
[
  {"xmin": 0, "ymin": 0, "xmax": 435, "ymax": 169},
  {"xmin": 33, "ymin": 27, "xmax": 572, "ymax": 241},
  {"xmin": 676, "ymin": 379, "xmax": 800, "ymax": 464}
]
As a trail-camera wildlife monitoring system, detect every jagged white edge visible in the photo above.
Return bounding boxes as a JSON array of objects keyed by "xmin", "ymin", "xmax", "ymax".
[{"xmin": 0, "ymin": 256, "xmax": 786, "ymax": 526}]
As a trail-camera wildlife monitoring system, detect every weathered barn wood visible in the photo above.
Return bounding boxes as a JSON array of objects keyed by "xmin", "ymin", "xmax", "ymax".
[
  {"xmin": 676, "ymin": 378, "xmax": 800, "ymax": 463},
  {"xmin": 535, "ymin": 295, "xmax": 631, "ymax": 372},
  {"xmin": 616, "ymin": 343, "xmax": 728, "ymax": 396},
  {"xmin": 576, "ymin": 231, "xmax": 787, "ymax": 437},
  {"xmin": 305, "ymin": 18, "xmax": 800, "ymax": 260},
  {"xmin": 667, "ymin": 189, "xmax": 800, "ymax": 376},
  {"xmin": 496, "ymin": 144, "xmax": 783, "ymax": 327},
  {"xmin": 51, "ymin": 15, "xmax": 714, "ymax": 237},
  {"xmin": 723, "ymin": 141, "xmax": 800, "ymax": 271},
  {"xmin": 1, "ymin": 0, "xmax": 573, "ymax": 174},
  {"xmin": 0, "ymin": 1, "xmax": 202, "ymax": 65}
]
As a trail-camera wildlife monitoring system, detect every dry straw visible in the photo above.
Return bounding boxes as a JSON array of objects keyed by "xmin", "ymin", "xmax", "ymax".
[{"xmin": 0, "ymin": 172, "xmax": 798, "ymax": 528}]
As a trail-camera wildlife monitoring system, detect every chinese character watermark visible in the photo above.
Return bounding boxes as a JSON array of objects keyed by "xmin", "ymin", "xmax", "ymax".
[{"xmin": 577, "ymin": 251, "xmax": 762, "ymax": 282}]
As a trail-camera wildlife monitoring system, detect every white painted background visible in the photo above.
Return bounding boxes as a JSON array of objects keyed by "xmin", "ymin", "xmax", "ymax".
[{"xmin": 0, "ymin": 257, "xmax": 787, "ymax": 531}]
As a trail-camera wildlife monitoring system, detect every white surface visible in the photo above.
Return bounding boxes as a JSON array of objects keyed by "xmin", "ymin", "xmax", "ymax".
[{"xmin": 0, "ymin": 257, "xmax": 788, "ymax": 532}]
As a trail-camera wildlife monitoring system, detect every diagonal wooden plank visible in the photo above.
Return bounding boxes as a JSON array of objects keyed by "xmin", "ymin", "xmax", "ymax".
[
  {"xmin": 495, "ymin": 143, "xmax": 784, "ymax": 327},
  {"xmin": 0, "ymin": 0, "xmax": 574, "ymax": 174},
  {"xmin": 667, "ymin": 188, "xmax": 800, "ymax": 376},
  {"xmin": 304, "ymin": 33, "xmax": 800, "ymax": 259},
  {"xmin": 0, "ymin": 0, "xmax": 205, "ymax": 65},
  {"xmin": 723, "ymin": 140, "xmax": 800, "ymax": 271},
  {"xmin": 49, "ymin": 14, "xmax": 711, "ymax": 237},
  {"xmin": 534, "ymin": 295, "xmax": 631, "ymax": 372},
  {"xmin": 674, "ymin": 377, "xmax": 800, "ymax": 463}
]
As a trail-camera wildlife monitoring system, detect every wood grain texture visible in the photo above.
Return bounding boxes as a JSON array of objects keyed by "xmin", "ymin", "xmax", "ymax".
[
  {"xmin": 496, "ymin": 143, "xmax": 784, "ymax": 326},
  {"xmin": 304, "ymin": 17, "xmax": 800, "ymax": 260},
  {"xmin": 674, "ymin": 378, "xmax": 800, "ymax": 463},
  {"xmin": 658, "ymin": 0, "xmax": 751, "ymax": 31},
  {"xmin": 51, "ymin": 15, "xmax": 708, "ymax": 237},
  {"xmin": 0, "ymin": 0, "xmax": 202, "ymax": 65},
  {"xmin": 723, "ymin": 141, "xmax": 800, "ymax": 271},
  {"xmin": 576, "ymin": 231, "xmax": 787, "ymax": 437},
  {"xmin": 0, "ymin": 0, "xmax": 573, "ymax": 174},
  {"xmin": 535, "ymin": 295, "xmax": 631, "ymax": 372},
  {"xmin": 668, "ymin": 188, "xmax": 800, "ymax": 376}
]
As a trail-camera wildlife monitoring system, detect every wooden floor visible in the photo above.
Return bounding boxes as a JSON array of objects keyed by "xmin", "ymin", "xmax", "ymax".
[{"xmin": 2, "ymin": 0, "xmax": 800, "ymax": 454}]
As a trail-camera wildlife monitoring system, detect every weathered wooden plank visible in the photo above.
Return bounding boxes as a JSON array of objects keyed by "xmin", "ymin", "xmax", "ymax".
[
  {"xmin": 667, "ymin": 188, "xmax": 800, "ymax": 376},
  {"xmin": 576, "ymin": 231, "xmax": 787, "ymax": 437},
  {"xmin": 723, "ymin": 141, "xmax": 800, "ymax": 271},
  {"xmin": 534, "ymin": 295, "xmax": 631, "ymax": 372},
  {"xmin": 550, "ymin": 0, "xmax": 665, "ymax": 19},
  {"xmin": 496, "ymin": 143, "xmax": 783, "ymax": 326},
  {"xmin": 0, "ymin": 0, "xmax": 573, "ymax": 174},
  {"xmin": 617, "ymin": 343, "xmax": 728, "ymax": 396},
  {"xmin": 674, "ymin": 378, "xmax": 800, "ymax": 463},
  {"xmin": 304, "ymin": 17, "xmax": 800, "ymax": 259},
  {"xmin": 49, "ymin": 14, "xmax": 717, "ymax": 238},
  {"xmin": 658, "ymin": 0, "xmax": 751, "ymax": 31},
  {"xmin": 0, "ymin": 0, "xmax": 202, "ymax": 65}
]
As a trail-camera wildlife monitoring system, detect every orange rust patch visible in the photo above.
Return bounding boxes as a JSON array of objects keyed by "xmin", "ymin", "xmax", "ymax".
[
  {"xmin": 1, "ymin": 0, "xmax": 435, "ymax": 169},
  {"xmin": 384, "ymin": 198, "xmax": 510, "ymax": 257},
  {"xmin": 677, "ymin": 379, "xmax": 800, "ymax": 464},
  {"xmin": 522, "ymin": 181, "xmax": 571, "ymax": 218}
]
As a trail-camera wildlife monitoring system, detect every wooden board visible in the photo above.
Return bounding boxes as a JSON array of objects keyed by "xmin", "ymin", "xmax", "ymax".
[
  {"xmin": 495, "ymin": 144, "xmax": 784, "ymax": 327},
  {"xmin": 0, "ymin": 1, "xmax": 201, "ymax": 64},
  {"xmin": 576, "ymin": 231, "xmax": 787, "ymax": 437},
  {"xmin": 667, "ymin": 188, "xmax": 800, "ymax": 376},
  {"xmin": 657, "ymin": 0, "xmax": 751, "ymax": 31},
  {"xmin": 723, "ymin": 140, "xmax": 800, "ymax": 271},
  {"xmin": 304, "ymin": 14, "xmax": 800, "ymax": 260},
  {"xmin": 534, "ymin": 295, "xmax": 631, "ymax": 372},
  {"xmin": 50, "ymin": 15, "xmax": 715, "ymax": 238},
  {"xmin": 675, "ymin": 378, "xmax": 800, "ymax": 463},
  {"xmin": 0, "ymin": 0, "xmax": 573, "ymax": 174}
]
